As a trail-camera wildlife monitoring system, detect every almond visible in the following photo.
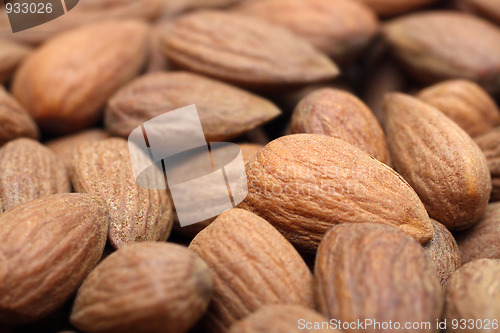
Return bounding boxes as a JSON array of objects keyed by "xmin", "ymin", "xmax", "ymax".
[
  {"xmin": 315, "ymin": 223, "xmax": 443, "ymax": 330},
  {"xmin": 71, "ymin": 242, "xmax": 213, "ymax": 333},
  {"xmin": 70, "ymin": 138, "xmax": 174, "ymax": 248},
  {"xmin": 161, "ymin": 11, "xmax": 339, "ymax": 90},
  {"xmin": 475, "ymin": 127, "xmax": 500, "ymax": 201},
  {"xmin": 189, "ymin": 209, "xmax": 314, "ymax": 333},
  {"xmin": 384, "ymin": 11, "xmax": 500, "ymax": 93},
  {"xmin": 384, "ymin": 93, "xmax": 491, "ymax": 231},
  {"xmin": 11, "ymin": 20, "xmax": 148, "ymax": 134},
  {"xmin": 105, "ymin": 72, "xmax": 281, "ymax": 141},
  {"xmin": 291, "ymin": 88, "xmax": 391, "ymax": 165},
  {"xmin": 455, "ymin": 0, "xmax": 500, "ymax": 25},
  {"xmin": 239, "ymin": 134, "xmax": 433, "ymax": 252},
  {"xmin": 0, "ymin": 138, "xmax": 70, "ymax": 210},
  {"xmin": 417, "ymin": 80, "xmax": 500, "ymax": 138},
  {"xmin": 358, "ymin": 0, "xmax": 438, "ymax": 16},
  {"xmin": 0, "ymin": 193, "xmax": 109, "ymax": 324},
  {"xmin": 0, "ymin": 39, "xmax": 31, "ymax": 83}
]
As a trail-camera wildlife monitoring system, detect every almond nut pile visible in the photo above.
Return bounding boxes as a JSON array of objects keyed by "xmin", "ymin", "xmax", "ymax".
[{"xmin": 1, "ymin": 0, "xmax": 500, "ymax": 332}]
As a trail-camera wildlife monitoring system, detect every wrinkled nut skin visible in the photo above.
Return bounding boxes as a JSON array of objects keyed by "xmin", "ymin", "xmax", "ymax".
[
  {"xmin": 315, "ymin": 223, "xmax": 443, "ymax": 333},
  {"xmin": 291, "ymin": 88, "xmax": 391, "ymax": 165},
  {"xmin": 424, "ymin": 219, "xmax": 462, "ymax": 287},
  {"xmin": 0, "ymin": 86, "xmax": 39, "ymax": 146},
  {"xmin": 71, "ymin": 242, "xmax": 213, "ymax": 333},
  {"xmin": 384, "ymin": 93, "xmax": 491, "ymax": 231},
  {"xmin": 445, "ymin": 259, "xmax": 500, "ymax": 333},
  {"xmin": 358, "ymin": 0, "xmax": 438, "ymax": 16},
  {"xmin": 475, "ymin": 128, "xmax": 500, "ymax": 201},
  {"xmin": 0, "ymin": 39, "xmax": 31, "ymax": 84},
  {"xmin": 455, "ymin": 202, "xmax": 500, "ymax": 264},
  {"xmin": 384, "ymin": 12, "xmax": 500, "ymax": 93},
  {"xmin": 70, "ymin": 138, "xmax": 174, "ymax": 249},
  {"xmin": 455, "ymin": 0, "xmax": 500, "ymax": 25},
  {"xmin": 161, "ymin": 11, "xmax": 339, "ymax": 90},
  {"xmin": 0, "ymin": 193, "xmax": 109, "ymax": 325},
  {"xmin": 417, "ymin": 80, "xmax": 500, "ymax": 138},
  {"xmin": 189, "ymin": 209, "xmax": 314, "ymax": 333},
  {"xmin": 105, "ymin": 72, "xmax": 281, "ymax": 140},
  {"xmin": 12, "ymin": 20, "xmax": 148, "ymax": 134},
  {"xmin": 0, "ymin": 138, "xmax": 70, "ymax": 210},
  {"xmin": 228, "ymin": 305, "xmax": 338, "ymax": 333},
  {"xmin": 240, "ymin": 134, "xmax": 433, "ymax": 252},
  {"xmin": 234, "ymin": 0, "xmax": 379, "ymax": 64}
]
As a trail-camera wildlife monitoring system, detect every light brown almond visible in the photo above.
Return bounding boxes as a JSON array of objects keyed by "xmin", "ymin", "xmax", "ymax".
[
  {"xmin": 474, "ymin": 127, "xmax": 500, "ymax": 201},
  {"xmin": 0, "ymin": 39, "xmax": 31, "ymax": 84}
]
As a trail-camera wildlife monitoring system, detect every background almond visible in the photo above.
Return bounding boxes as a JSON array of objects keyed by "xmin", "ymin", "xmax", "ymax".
[
  {"xmin": 474, "ymin": 127, "xmax": 500, "ymax": 201},
  {"xmin": 0, "ymin": 39, "xmax": 31, "ymax": 84},
  {"xmin": 455, "ymin": 0, "xmax": 500, "ymax": 25},
  {"xmin": 0, "ymin": 86, "xmax": 38, "ymax": 146},
  {"xmin": 357, "ymin": 0, "xmax": 438, "ymax": 16}
]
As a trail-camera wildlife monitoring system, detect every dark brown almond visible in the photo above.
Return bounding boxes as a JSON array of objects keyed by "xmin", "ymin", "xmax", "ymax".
[
  {"xmin": 358, "ymin": 0, "xmax": 438, "ymax": 16},
  {"xmin": 475, "ymin": 127, "xmax": 500, "ymax": 201},
  {"xmin": 0, "ymin": 39, "xmax": 31, "ymax": 83},
  {"xmin": 384, "ymin": 93, "xmax": 491, "ymax": 231},
  {"xmin": 105, "ymin": 72, "xmax": 281, "ymax": 140},
  {"xmin": 455, "ymin": 0, "xmax": 500, "ymax": 25}
]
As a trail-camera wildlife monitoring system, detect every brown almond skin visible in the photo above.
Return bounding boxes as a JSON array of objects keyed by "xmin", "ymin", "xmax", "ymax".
[
  {"xmin": 71, "ymin": 242, "xmax": 212, "ymax": 333},
  {"xmin": 0, "ymin": 86, "xmax": 39, "ymax": 146},
  {"xmin": 0, "ymin": 138, "xmax": 70, "ymax": 210},
  {"xmin": 0, "ymin": 193, "xmax": 109, "ymax": 324},
  {"xmin": 417, "ymin": 80, "xmax": 500, "ymax": 138},
  {"xmin": 384, "ymin": 93, "xmax": 491, "ymax": 231},
  {"xmin": 291, "ymin": 88, "xmax": 391, "ymax": 165},
  {"xmin": 455, "ymin": 202, "xmax": 500, "ymax": 264},
  {"xmin": 358, "ymin": 0, "xmax": 438, "ymax": 16},
  {"xmin": 475, "ymin": 128, "xmax": 500, "ymax": 201},
  {"xmin": 189, "ymin": 209, "xmax": 314, "ymax": 333},
  {"xmin": 161, "ymin": 11, "xmax": 339, "ymax": 90},
  {"xmin": 315, "ymin": 223, "xmax": 443, "ymax": 333},
  {"xmin": 228, "ymin": 305, "xmax": 337, "ymax": 333},
  {"xmin": 11, "ymin": 20, "xmax": 148, "ymax": 134},
  {"xmin": 234, "ymin": 0, "xmax": 378, "ymax": 64},
  {"xmin": 70, "ymin": 138, "xmax": 174, "ymax": 248},
  {"xmin": 384, "ymin": 12, "xmax": 500, "ymax": 93},
  {"xmin": 456, "ymin": 0, "xmax": 500, "ymax": 25},
  {"xmin": 0, "ymin": 39, "xmax": 31, "ymax": 84},
  {"xmin": 444, "ymin": 259, "xmax": 500, "ymax": 333},
  {"xmin": 105, "ymin": 71, "xmax": 281, "ymax": 140},
  {"xmin": 239, "ymin": 134, "xmax": 433, "ymax": 252},
  {"xmin": 424, "ymin": 219, "xmax": 462, "ymax": 287}
]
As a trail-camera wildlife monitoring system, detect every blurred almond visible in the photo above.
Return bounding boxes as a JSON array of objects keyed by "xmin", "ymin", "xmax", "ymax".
[
  {"xmin": 455, "ymin": 0, "xmax": 500, "ymax": 25},
  {"xmin": 0, "ymin": 86, "xmax": 38, "ymax": 146},
  {"xmin": 357, "ymin": 0, "xmax": 438, "ymax": 16},
  {"xmin": 474, "ymin": 127, "xmax": 500, "ymax": 201},
  {"xmin": 0, "ymin": 39, "xmax": 31, "ymax": 84}
]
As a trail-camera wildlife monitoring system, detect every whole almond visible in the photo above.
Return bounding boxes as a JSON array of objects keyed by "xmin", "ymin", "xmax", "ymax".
[
  {"xmin": 0, "ymin": 39, "xmax": 31, "ymax": 84},
  {"xmin": 234, "ymin": 0, "xmax": 378, "ymax": 64},
  {"xmin": 0, "ymin": 193, "xmax": 109, "ymax": 324},
  {"xmin": 71, "ymin": 242, "xmax": 213, "ymax": 333},
  {"xmin": 455, "ymin": 202, "xmax": 500, "ymax": 264},
  {"xmin": 161, "ymin": 11, "xmax": 339, "ymax": 90},
  {"xmin": 189, "ymin": 209, "xmax": 314, "ymax": 333},
  {"xmin": 384, "ymin": 11, "xmax": 500, "ymax": 93},
  {"xmin": 455, "ymin": 0, "xmax": 500, "ymax": 25},
  {"xmin": 240, "ymin": 134, "xmax": 433, "ymax": 252},
  {"xmin": 105, "ymin": 72, "xmax": 281, "ymax": 140},
  {"xmin": 0, "ymin": 138, "xmax": 70, "ymax": 210},
  {"xmin": 417, "ymin": 80, "xmax": 500, "ymax": 138},
  {"xmin": 0, "ymin": 86, "xmax": 38, "ymax": 146},
  {"xmin": 384, "ymin": 93, "xmax": 491, "ymax": 231},
  {"xmin": 445, "ymin": 259, "xmax": 500, "ymax": 332},
  {"xmin": 475, "ymin": 127, "xmax": 500, "ymax": 201},
  {"xmin": 291, "ymin": 88, "xmax": 391, "ymax": 165},
  {"xmin": 357, "ymin": 0, "xmax": 438, "ymax": 16},
  {"xmin": 12, "ymin": 20, "xmax": 148, "ymax": 134},
  {"xmin": 315, "ymin": 223, "xmax": 443, "ymax": 331},
  {"xmin": 70, "ymin": 138, "xmax": 174, "ymax": 248}
]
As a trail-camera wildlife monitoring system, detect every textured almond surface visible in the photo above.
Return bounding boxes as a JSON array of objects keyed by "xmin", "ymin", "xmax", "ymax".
[
  {"xmin": 71, "ymin": 242, "xmax": 212, "ymax": 333},
  {"xmin": 228, "ymin": 305, "xmax": 337, "ymax": 333},
  {"xmin": 0, "ymin": 138, "xmax": 70, "ymax": 210},
  {"xmin": 234, "ymin": 0, "xmax": 378, "ymax": 64},
  {"xmin": 105, "ymin": 72, "xmax": 281, "ymax": 140},
  {"xmin": 240, "ymin": 134, "xmax": 433, "ymax": 252},
  {"xmin": 315, "ymin": 223, "xmax": 443, "ymax": 331},
  {"xmin": 0, "ymin": 86, "xmax": 38, "ymax": 146},
  {"xmin": 0, "ymin": 39, "xmax": 31, "ymax": 83},
  {"xmin": 161, "ymin": 11, "xmax": 339, "ymax": 89},
  {"xmin": 189, "ymin": 209, "xmax": 314, "ymax": 333},
  {"xmin": 456, "ymin": 0, "xmax": 500, "ymax": 24},
  {"xmin": 358, "ymin": 0, "xmax": 438, "ymax": 16},
  {"xmin": 0, "ymin": 193, "xmax": 109, "ymax": 324},
  {"xmin": 384, "ymin": 11, "xmax": 500, "ymax": 93},
  {"xmin": 445, "ymin": 259, "xmax": 500, "ymax": 332},
  {"xmin": 475, "ymin": 128, "xmax": 500, "ymax": 201},
  {"xmin": 70, "ymin": 138, "xmax": 173, "ymax": 248},
  {"xmin": 384, "ymin": 93, "xmax": 491, "ymax": 231},
  {"xmin": 11, "ymin": 20, "xmax": 148, "ymax": 134},
  {"xmin": 456, "ymin": 202, "xmax": 500, "ymax": 264},
  {"xmin": 417, "ymin": 80, "xmax": 500, "ymax": 138},
  {"xmin": 291, "ymin": 88, "xmax": 390, "ymax": 165}
]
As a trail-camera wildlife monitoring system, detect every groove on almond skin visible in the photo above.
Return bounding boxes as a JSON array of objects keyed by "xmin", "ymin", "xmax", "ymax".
[
  {"xmin": 474, "ymin": 127, "xmax": 500, "ymax": 201},
  {"xmin": 384, "ymin": 93, "xmax": 491, "ymax": 231},
  {"xmin": 239, "ymin": 134, "xmax": 433, "ymax": 252},
  {"xmin": 0, "ymin": 193, "xmax": 109, "ymax": 325},
  {"xmin": 70, "ymin": 138, "xmax": 174, "ymax": 248},
  {"xmin": 189, "ymin": 209, "xmax": 314, "ymax": 333},
  {"xmin": 0, "ymin": 138, "xmax": 70, "ymax": 210}
]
